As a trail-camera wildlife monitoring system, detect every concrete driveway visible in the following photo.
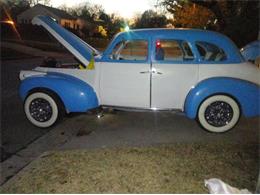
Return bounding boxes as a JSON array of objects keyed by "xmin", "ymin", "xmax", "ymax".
[{"xmin": 60, "ymin": 111, "xmax": 259, "ymax": 150}]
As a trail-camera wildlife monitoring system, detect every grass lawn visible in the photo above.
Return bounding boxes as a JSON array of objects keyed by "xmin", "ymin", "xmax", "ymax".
[{"xmin": 1, "ymin": 142, "xmax": 258, "ymax": 193}]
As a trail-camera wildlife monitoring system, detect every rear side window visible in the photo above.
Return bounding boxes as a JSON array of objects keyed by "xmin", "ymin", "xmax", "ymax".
[
  {"xmin": 195, "ymin": 41, "xmax": 227, "ymax": 62},
  {"xmin": 155, "ymin": 40, "xmax": 194, "ymax": 61},
  {"xmin": 110, "ymin": 40, "xmax": 148, "ymax": 61}
]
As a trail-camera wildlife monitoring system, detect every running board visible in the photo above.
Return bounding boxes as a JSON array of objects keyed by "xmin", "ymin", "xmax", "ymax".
[{"xmin": 101, "ymin": 105, "xmax": 183, "ymax": 113}]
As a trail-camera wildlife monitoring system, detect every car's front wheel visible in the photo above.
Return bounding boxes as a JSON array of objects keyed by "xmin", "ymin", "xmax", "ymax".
[
  {"xmin": 197, "ymin": 95, "xmax": 240, "ymax": 133},
  {"xmin": 24, "ymin": 91, "xmax": 64, "ymax": 128}
]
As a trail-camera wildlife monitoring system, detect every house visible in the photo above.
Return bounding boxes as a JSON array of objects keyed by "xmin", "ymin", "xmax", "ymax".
[
  {"xmin": 17, "ymin": 4, "xmax": 106, "ymax": 38},
  {"xmin": 17, "ymin": 4, "xmax": 78, "ymax": 30}
]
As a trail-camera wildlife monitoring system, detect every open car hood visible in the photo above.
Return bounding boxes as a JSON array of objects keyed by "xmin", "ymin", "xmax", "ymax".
[{"xmin": 32, "ymin": 15, "xmax": 100, "ymax": 65}]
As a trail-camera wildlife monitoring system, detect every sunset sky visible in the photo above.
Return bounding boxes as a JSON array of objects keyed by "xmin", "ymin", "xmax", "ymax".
[{"xmin": 50, "ymin": 0, "xmax": 156, "ymax": 19}]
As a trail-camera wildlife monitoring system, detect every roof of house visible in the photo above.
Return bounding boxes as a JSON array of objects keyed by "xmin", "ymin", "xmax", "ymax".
[{"xmin": 35, "ymin": 4, "xmax": 76, "ymax": 20}]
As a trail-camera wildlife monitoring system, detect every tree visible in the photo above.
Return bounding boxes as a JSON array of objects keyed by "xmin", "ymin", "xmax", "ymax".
[
  {"xmin": 133, "ymin": 10, "xmax": 168, "ymax": 28},
  {"xmin": 98, "ymin": 25, "xmax": 107, "ymax": 37},
  {"xmin": 113, "ymin": 17, "xmax": 126, "ymax": 34},
  {"xmin": 160, "ymin": 0, "xmax": 223, "ymax": 30},
  {"xmin": 88, "ymin": 4, "xmax": 104, "ymax": 21},
  {"xmin": 99, "ymin": 12, "xmax": 111, "ymax": 24},
  {"xmin": 1, "ymin": 0, "xmax": 30, "ymax": 21},
  {"xmin": 58, "ymin": 4, "xmax": 80, "ymax": 17},
  {"xmin": 172, "ymin": 3, "xmax": 216, "ymax": 29},
  {"xmin": 96, "ymin": 12, "xmax": 126, "ymax": 38},
  {"xmin": 158, "ymin": 0, "xmax": 260, "ymax": 47},
  {"xmin": 59, "ymin": 2, "xmax": 105, "ymax": 22}
]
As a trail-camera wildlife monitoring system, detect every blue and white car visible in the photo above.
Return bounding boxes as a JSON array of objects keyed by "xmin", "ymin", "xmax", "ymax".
[{"xmin": 19, "ymin": 16, "xmax": 260, "ymax": 133}]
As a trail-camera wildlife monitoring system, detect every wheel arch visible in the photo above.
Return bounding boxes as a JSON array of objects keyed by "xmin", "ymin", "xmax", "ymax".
[
  {"xmin": 195, "ymin": 92, "xmax": 242, "ymax": 119},
  {"xmin": 19, "ymin": 72, "xmax": 99, "ymax": 113},
  {"xmin": 184, "ymin": 77, "xmax": 260, "ymax": 119},
  {"xmin": 196, "ymin": 94, "xmax": 241, "ymax": 133},
  {"xmin": 26, "ymin": 87, "xmax": 66, "ymax": 113}
]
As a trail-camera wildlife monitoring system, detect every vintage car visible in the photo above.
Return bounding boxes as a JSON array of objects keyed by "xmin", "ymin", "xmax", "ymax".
[{"xmin": 19, "ymin": 16, "xmax": 260, "ymax": 133}]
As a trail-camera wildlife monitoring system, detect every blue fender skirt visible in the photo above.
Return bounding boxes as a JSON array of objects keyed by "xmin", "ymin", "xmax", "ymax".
[
  {"xmin": 19, "ymin": 72, "xmax": 99, "ymax": 112},
  {"xmin": 184, "ymin": 77, "xmax": 260, "ymax": 119}
]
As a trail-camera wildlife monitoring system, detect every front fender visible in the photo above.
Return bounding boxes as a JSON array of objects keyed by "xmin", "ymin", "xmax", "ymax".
[
  {"xmin": 184, "ymin": 77, "xmax": 260, "ymax": 119},
  {"xmin": 19, "ymin": 72, "xmax": 99, "ymax": 112}
]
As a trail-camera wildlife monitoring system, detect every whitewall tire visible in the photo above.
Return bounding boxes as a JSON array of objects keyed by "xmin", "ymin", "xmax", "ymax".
[
  {"xmin": 197, "ymin": 95, "xmax": 240, "ymax": 133},
  {"xmin": 24, "ymin": 92, "xmax": 62, "ymax": 128}
]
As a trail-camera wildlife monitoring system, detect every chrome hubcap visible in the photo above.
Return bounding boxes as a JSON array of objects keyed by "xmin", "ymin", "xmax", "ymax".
[
  {"xmin": 29, "ymin": 98, "xmax": 53, "ymax": 122},
  {"xmin": 204, "ymin": 101, "xmax": 233, "ymax": 127}
]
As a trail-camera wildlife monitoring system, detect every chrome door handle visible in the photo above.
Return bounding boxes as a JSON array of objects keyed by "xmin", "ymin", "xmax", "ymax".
[
  {"xmin": 140, "ymin": 71, "xmax": 150, "ymax": 74},
  {"xmin": 140, "ymin": 70, "xmax": 163, "ymax": 74}
]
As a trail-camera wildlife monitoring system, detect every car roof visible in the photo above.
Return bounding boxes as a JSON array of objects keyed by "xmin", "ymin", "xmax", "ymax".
[{"xmin": 117, "ymin": 28, "xmax": 226, "ymax": 40}]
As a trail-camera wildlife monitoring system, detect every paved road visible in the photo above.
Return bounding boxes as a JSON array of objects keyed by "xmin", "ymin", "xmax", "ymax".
[
  {"xmin": 1, "ymin": 57, "xmax": 73, "ymax": 161},
  {"xmin": 1, "ymin": 41, "xmax": 66, "ymax": 57}
]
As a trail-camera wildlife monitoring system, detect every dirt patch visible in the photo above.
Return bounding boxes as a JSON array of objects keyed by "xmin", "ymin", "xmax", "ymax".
[
  {"xmin": 76, "ymin": 128, "xmax": 93, "ymax": 137},
  {"xmin": 1, "ymin": 142, "xmax": 258, "ymax": 193}
]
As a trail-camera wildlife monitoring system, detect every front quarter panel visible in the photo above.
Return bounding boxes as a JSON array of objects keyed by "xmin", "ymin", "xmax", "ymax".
[
  {"xmin": 19, "ymin": 72, "xmax": 99, "ymax": 112},
  {"xmin": 184, "ymin": 77, "xmax": 260, "ymax": 119}
]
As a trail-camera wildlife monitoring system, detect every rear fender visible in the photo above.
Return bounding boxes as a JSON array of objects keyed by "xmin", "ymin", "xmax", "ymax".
[
  {"xmin": 184, "ymin": 77, "xmax": 260, "ymax": 118},
  {"xmin": 19, "ymin": 72, "xmax": 99, "ymax": 112}
]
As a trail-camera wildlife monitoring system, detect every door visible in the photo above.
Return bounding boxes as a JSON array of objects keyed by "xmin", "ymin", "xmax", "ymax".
[
  {"xmin": 151, "ymin": 39, "xmax": 199, "ymax": 110},
  {"xmin": 100, "ymin": 39, "xmax": 151, "ymax": 108}
]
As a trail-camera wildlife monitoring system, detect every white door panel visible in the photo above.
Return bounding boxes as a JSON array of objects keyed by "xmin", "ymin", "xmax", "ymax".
[
  {"xmin": 100, "ymin": 62, "xmax": 150, "ymax": 108},
  {"xmin": 152, "ymin": 64, "xmax": 198, "ymax": 109}
]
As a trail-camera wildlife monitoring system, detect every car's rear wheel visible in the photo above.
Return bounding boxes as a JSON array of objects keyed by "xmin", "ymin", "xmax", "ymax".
[
  {"xmin": 24, "ymin": 91, "xmax": 64, "ymax": 128},
  {"xmin": 197, "ymin": 95, "xmax": 240, "ymax": 133}
]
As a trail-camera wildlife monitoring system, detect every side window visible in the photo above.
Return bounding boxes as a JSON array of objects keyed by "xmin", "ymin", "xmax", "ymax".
[
  {"xmin": 195, "ymin": 41, "xmax": 227, "ymax": 62},
  {"xmin": 155, "ymin": 40, "xmax": 194, "ymax": 61},
  {"xmin": 110, "ymin": 40, "xmax": 148, "ymax": 61}
]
